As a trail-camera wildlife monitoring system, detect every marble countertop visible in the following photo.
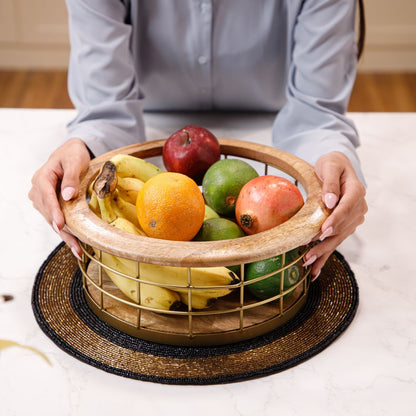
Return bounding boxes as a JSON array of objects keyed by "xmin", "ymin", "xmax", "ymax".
[{"xmin": 0, "ymin": 109, "xmax": 415, "ymax": 416}]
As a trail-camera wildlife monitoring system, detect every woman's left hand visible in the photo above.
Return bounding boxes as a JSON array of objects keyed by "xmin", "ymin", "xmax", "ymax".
[{"xmin": 303, "ymin": 152, "xmax": 368, "ymax": 280}]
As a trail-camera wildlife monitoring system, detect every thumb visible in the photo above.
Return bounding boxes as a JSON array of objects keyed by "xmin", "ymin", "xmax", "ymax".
[
  {"xmin": 60, "ymin": 139, "xmax": 91, "ymax": 201},
  {"xmin": 315, "ymin": 155, "xmax": 343, "ymax": 210},
  {"xmin": 60, "ymin": 159, "xmax": 87, "ymax": 202},
  {"xmin": 60, "ymin": 166, "xmax": 80, "ymax": 201}
]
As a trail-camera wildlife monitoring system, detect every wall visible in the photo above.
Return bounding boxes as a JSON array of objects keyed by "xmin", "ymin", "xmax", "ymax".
[
  {"xmin": 0, "ymin": 0, "xmax": 70, "ymax": 69},
  {"xmin": 0, "ymin": 0, "xmax": 415, "ymax": 71},
  {"xmin": 358, "ymin": 0, "xmax": 416, "ymax": 71}
]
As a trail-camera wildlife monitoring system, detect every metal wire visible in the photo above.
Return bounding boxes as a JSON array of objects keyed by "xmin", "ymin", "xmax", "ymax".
[
  {"xmin": 79, "ymin": 242, "xmax": 310, "ymax": 333},
  {"xmin": 78, "ymin": 152, "xmax": 314, "ymax": 345}
]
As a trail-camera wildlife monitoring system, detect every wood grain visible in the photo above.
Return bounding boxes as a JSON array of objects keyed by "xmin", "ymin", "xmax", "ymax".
[
  {"xmin": 85, "ymin": 260, "xmax": 305, "ymax": 337},
  {"xmin": 0, "ymin": 70, "xmax": 73, "ymax": 109},
  {"xmin": 349, "ymin": 72, "xmax": 416, "ymax": 112},
  {"xmin": 61, "ymin": 139, "xmax": 330, "ymax": 267}
]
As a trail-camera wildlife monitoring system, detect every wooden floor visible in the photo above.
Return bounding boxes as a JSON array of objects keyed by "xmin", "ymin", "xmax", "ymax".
[{"xmin": 0, "ymin": 70, "xmax": 415, "ymax": 112}]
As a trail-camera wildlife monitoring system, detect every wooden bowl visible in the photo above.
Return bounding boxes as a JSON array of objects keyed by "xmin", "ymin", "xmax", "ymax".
[
  {"xmin": 62, "ymin": 138, "xmax": 329, "ymax": 267},
  {"xmin": 60, "ymin": 138, "xmax": 330, "ymax": 346}
]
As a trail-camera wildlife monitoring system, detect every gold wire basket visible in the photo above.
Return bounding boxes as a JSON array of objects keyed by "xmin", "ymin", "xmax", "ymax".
[{"xmin": 61, "ymin": 138, "xmax": 329, "ymax": 346}]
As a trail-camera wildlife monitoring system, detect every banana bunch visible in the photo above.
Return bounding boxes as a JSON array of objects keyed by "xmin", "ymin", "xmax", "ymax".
[
  {"xmin": 87, "ymin": 154, "xmax": 239, "ymax": 311},
  {"xmin": 110, "ymin": 153, "xmax": 163, "ymax": 181},
  {"xmin": 89, "ymin": 159, "xmax": 181, "ymax": 311},
  {"xmin": 88, "ymin": 154, "xmax": 160, "ymax": 220}
]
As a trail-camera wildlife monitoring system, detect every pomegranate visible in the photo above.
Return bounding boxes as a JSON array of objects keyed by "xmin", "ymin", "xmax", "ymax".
[{"xmin": 235, "ymin": 175, "xmax": 304, "ymax": 235}]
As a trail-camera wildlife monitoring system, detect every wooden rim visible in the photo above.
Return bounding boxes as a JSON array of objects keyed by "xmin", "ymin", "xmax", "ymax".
[{"xmin": 61, "ymin": 138, "xmax": 330, "ymax": 267}]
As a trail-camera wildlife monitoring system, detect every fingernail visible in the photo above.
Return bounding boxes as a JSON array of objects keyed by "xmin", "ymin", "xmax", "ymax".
[
  {"xmin": 52, "ymin": 221, "xmax": 60, "ymax": 234},
  {"xmin": 324, "ymin": 193, "xmax": 338, "ymax": 209},
  {"xmin": 312, "ymin": 269, "xmax": 321, "ymax": 282},
  {"xmin": 303, "ymin": 254, "xmax": 317, "ymax": 267},
  {"xmin": 71, "ymin": 246, "xmax": 82, "ymax": 261},
  {"xmin": 62, "ymin": 187, "xmax": 76, "ymax": 201},
  {"xmin": 319, "ymin": 226, "xmax": 333, "ymax": 241}
]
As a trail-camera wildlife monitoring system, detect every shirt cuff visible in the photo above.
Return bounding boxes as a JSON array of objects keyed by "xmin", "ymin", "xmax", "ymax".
[{"xmin": 273, "ymin": 131, "xmax": 366, "ymax": 187}]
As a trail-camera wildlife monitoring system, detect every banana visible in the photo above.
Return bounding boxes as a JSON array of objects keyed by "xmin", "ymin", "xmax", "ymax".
[
  {"xmin": 102, "ymin": 193, "xmax": 147, "ymax": 236},
  {"xmin": 96, "ymin": 191, "xmax": 117, "ymax": 224},
  {"xmin": 93, "ymin": 161, "xmax": 147, "ymax": 234},
  {"xmin": 88, "ymin": 190, "xmax": 101, "ymax": 217},
  {"xmin": 112, "ymin": 191, "xmax": 143, "ymax": 230},
  {"xmin": 91, "ymin": 158, "xmax": 238, "ymax": 308},
  {"xmin": 110, "ymin": 154, "xmax": 163, "ymax": 182},
  {"xmin": 137, "ymin": 263, "xmax": 239, "ymax": 298},
  {"xmin": 112, "ymin": 255, "xmax": 238, "ymax": 299},
  {"xmin": 92, "ymin": 220, "xmax": 181, "ymax": 311},
  {"xmin": 88, "ymin": 160, "xmax": 144, "ymax": 231},
  {"xmin": 116, "ymin": 176, "xmax": 144, "ymax": 204},
  {"xmin": 94, "ymin": 248, "xmax": 182, "ymax": 311},
  {"xmin": 179, "ymin": 292, "xmax": 216, "ymax": 310},
  {"xmin": 91, "ymin": 167, "xmax": 181, "ymax": 311}
]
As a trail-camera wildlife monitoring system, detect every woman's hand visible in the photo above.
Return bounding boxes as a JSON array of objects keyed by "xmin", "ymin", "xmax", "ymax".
[
  {"xmin": 303, "ymin": 152, "xmax": 368, "ymax": 280},
  {"xmin": 29, "ymin": 138, "xmax": 91, "ymax": 259}
]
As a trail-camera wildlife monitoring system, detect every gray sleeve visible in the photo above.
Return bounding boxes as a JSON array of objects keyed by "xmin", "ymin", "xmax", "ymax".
[
  {"xmin": 273, "ymin": 0, "xmax": 365, "ymax": 184},
  {"xmin": 64, "ymin": 0, "xmax": 145, "ymax": 156}
]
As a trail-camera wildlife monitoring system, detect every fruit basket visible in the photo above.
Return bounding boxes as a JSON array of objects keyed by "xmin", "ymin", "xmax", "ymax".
[{"xmin": 61, "ymin": 138, "xmax": 329, "ymax": 346}]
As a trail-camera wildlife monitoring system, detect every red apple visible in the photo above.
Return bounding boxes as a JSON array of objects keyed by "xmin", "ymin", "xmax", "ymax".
[{"xmin": 162, "ymin": 125, "xmax": 221, "ymax": 184}]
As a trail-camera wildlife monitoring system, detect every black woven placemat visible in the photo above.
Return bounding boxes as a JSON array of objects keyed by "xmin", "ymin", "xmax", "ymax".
[{"xmin": 32, "ymin": 242, "xmax": 358, "ymax": 385}]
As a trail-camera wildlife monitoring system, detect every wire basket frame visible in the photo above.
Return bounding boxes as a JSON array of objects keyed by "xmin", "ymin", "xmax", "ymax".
[{"xmin": 61, "ymin": 138, "xmax": 329, "ymax": 346}]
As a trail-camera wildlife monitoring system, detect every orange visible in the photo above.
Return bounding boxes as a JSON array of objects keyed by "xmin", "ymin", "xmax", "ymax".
[{"xmin": 136, "ymin": 172, "xmax": 205, "ymax": 241}]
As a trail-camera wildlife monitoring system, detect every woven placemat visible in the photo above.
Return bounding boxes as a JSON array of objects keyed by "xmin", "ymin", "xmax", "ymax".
[{"xmin": 32, "ymin": 242, "xmax": 358, "ymax": 385}]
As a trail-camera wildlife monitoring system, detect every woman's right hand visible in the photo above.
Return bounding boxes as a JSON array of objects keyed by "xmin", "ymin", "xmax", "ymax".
[{"xmin": 29, "ymin": 138, "xmax": 91, "ymax": 259}]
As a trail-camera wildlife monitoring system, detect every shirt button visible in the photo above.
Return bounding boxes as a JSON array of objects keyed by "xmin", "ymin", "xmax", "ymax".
[
  {"xmin": 198, "ymin": 56, "xmax": 208, "ymax": 65},
  {"xmin": 200, "ymin": 2, "xmax": 211, "ymax": 14}
]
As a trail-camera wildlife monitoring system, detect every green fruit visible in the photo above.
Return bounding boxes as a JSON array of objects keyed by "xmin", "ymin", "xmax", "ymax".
[
  {"xmin": 202, "ymin": 159, "xmax": 258, "ymax": 217},
  {"xmin": 193, "ymin": 217, "xmax": 245, "ymax": 241},
  {"xmin": 193, "ymin": 217, "xmax": 245, "ymax": 274},
  {"xmin": 204, "ymin": 204, "xmax": 220, "ymax": 221},
  {"xmin": 245, "ymin": 247, "xmax": 302, "ymax": 300}
]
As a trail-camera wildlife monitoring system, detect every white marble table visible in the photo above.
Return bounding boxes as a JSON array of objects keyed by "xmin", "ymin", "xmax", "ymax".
[{"xmin": 0, "ymin": 109, "xmax": 415, "ymax": 416}]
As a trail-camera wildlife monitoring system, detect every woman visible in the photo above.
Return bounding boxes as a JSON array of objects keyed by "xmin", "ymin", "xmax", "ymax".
[{"xmin": 29, "ymin": 0, "xmax": 367, "ymax": 280}]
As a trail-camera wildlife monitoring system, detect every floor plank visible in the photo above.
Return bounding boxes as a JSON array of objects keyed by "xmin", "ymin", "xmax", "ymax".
[
  {"xmin": 0, "ymin": 70, "xmax": 73, "ymax": 109},
  {"xmin": 349, "ymin": 72, "xmax": 416, "ymax": 112},
  {"xmin": 1, "ymin": 70, "xmax": 415, "ymax": 112}
]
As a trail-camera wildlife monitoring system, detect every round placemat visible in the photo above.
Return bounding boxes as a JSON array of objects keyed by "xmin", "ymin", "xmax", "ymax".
[{"xmin": 32, "ymin": 242, "xmax": 358, "ymax": 385}]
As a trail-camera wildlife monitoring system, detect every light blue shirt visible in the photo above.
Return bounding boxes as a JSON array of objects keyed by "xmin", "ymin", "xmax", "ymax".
[{"xmin": 65, "ymin": 0, "xmax": 364, "ymax": 183}]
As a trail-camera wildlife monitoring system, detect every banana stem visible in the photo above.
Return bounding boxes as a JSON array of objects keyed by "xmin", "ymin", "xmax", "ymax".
[
  {"xmin": 93, "ymin": 161, "xmax": 119, "ymax": 223},
  {"xmin": 93, "ymin": 161, "xmax": 118, "ymax": 198}
]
